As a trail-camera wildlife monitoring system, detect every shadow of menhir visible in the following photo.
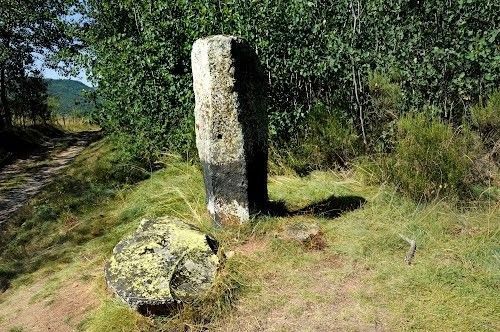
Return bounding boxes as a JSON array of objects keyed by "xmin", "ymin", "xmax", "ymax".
[
  {"xmin": 265, "ymin": 195, "xmax": 367, "ymax": 219},
  {"xmin": 294, "ymin": 195, "xmax": 367, "ymax": 218}
]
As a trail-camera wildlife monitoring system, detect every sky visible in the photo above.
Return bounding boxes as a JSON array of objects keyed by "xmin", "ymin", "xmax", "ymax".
[
  {"xmin": 34, "ymin": 57, "xmax": 93, "ymax": 87},
  {"xmin": 34, "ymin": 12, "xmax": 93, "ymax": 87}
]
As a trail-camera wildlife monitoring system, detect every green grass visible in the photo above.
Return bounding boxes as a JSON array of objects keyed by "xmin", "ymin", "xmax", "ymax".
[
  {"xmin": 81, "ymin": 300, "xmax": 152, "ymax": 332},
  {"xmin": 0, "ymin": 138, "xmax": 498, "ymax": 331},
  {"xmin": 55, "ymin": 116, "xmax": 100, "ymax": 133}
]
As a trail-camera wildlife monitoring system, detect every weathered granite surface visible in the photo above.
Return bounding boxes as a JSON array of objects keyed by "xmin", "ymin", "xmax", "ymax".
[
  {"xmin": 105, "ymin": 217, "xmax": 219, "ymax": 315},
  {"xmin": 192, "ymin": 35, "xmax": 268, "ymax": 225}
]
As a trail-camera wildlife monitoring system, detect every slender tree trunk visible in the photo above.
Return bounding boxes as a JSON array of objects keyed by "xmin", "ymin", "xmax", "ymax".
[
  {"xmin": 0, "ymin": 63, "xmax": 11, "ymax": 129},
  {"xmin": 349, "ymin": 0, "xmax": 367, "ymax": 148},
  {"xmin": 0, "ymin": 30, "xmax": 12, "ymax": 130}
]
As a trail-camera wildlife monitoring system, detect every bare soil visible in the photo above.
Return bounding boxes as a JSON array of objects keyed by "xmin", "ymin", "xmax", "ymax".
[{"xmin": 0, "ymin": 277, "xmax": 98, "ymax": 331}]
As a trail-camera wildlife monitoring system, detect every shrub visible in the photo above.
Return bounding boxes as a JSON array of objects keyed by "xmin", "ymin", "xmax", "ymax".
[
  {"xmin": 376, "ymin": 113, "xmax": 484, "ymax": 200},
  {"xmin": 471, "ymin": 90, "xmax": 500, "ymax": 156},
  {"xmin": 471, "ymin": 90, "xmax": 500, "ymax": 128},
  {"xmin": 78, "ymin": 1, "xmax": 500, "ymax": 158},
  {"xmin": 284, "ymin": 103, "xmax": 361, "ymax": 175},
  {"xmin": 366, "ymin": 71, "xmax": 404, "ymax": 151}
]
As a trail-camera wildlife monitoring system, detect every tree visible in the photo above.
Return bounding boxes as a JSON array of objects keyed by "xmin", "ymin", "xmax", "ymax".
[
  {"xmin": 0, "ymin": 0, "xmax": 77, "ymax": 128},
  {"xmin": 77, "ymin": 0, "xmax": 500, "ymax": 158},
  {"xmin": 11, "ymin": 73, "xmax": 51, "ymax": 126}
]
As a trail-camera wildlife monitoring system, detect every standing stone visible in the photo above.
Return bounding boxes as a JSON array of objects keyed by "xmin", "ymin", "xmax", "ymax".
[{"xmin": 192, "ymin": 35, "xmax": 268, "ymax": 225}]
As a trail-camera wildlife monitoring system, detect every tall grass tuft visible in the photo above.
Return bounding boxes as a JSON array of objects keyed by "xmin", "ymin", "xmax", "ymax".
[
  {"xmin": 362, "ymin": 113, "xmax": 486, "ymax": 201},
  {"xmin": 471, "ymin": 89, "xmax": 500, "ymax": 163}
]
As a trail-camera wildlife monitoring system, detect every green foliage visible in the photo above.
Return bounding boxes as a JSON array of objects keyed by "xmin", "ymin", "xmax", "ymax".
[
  {"xmin": 47, "ymin": 96, "xmax": 60, "ymax": 116},
  {"xmin": 284, "ymin": 103, "xmax": 361, "ymax": 175},
  {"xmin": 46, "ymin": 79, "xmax": 95, "ymax": 116},
  {"xmin": 0, "ymin": 0, "xmax": 78, "ymax": 128},
  {"xmin": 9, "ymin": 75, "xmax": 52, "ymax": 126},
  {"xmin": 368, "ymin": 71, "xmax": 404, "ymax": 118},
  {"xmin": 471, "ymin": 89, "xmax": 500, "ymax": 151},
  {"xmin": 77, "ymin": 0, "xmax": 500, "ymax": 158},
  {"xmin": 366, "ymin": 71, "xmax": 404, "ymax": 151},
  {"xmin": 378, "ymin": 114, "xmax": 484, "ymax": 200}
]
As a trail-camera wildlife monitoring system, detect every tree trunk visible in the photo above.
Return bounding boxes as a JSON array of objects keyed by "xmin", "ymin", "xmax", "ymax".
[{"xmin": 0, "ymin": 63, "xmax": 11, "ymax": 129}]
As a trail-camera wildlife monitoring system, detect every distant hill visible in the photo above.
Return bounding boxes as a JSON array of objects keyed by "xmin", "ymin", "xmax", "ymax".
[{"xmin": 45, "ymin": 79, "xmax": 95, "ymax": 116}]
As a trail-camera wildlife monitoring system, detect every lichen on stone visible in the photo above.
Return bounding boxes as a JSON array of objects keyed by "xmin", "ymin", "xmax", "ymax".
[
  {"xmin": 192, "ymin": 35, "xmax": 268, "ymax": 225},
  {"xmin": 105, "ymin": 217, "xmax": 219, "ymax": 313}
]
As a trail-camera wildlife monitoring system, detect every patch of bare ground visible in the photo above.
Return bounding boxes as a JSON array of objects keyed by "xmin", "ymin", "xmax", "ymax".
[
  {"xmin": 0, "ymin": 277, "xmax": 98, "ymax": 331},
  {"xmin": 213, "ymin": 253, "xmax": 386, "ymax": 332},
  {"xmin": 234, "ymin": 237, "xmax": 269, "ymax": 256}
]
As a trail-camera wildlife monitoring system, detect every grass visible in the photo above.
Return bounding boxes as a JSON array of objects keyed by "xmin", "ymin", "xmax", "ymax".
[
  {"xmin": 0, "ymin": 138, "xmax": 498, "ymax": 331},
  {"xmin": 55, "ymin": 116, "xmax": 100, "ymax": 133},
  {"xmin": 82, "ymin": 300, "xmax": 152, "ymax": 332},
  {"xmin": 0, "ymin": 120, "xmax": 98, "ymax": 168}
]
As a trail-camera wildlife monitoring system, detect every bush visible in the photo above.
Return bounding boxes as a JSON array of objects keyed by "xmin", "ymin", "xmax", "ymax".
[
  {"xmin": 283, "ymin": 103, "xmax": 361, "ymax": 175},
  {"xmin": 471, "ymin": 90, "xmax": 500, "ymax": 128},
  {"xmin": 471, "ymin": 90, "xmax": 500, "ymax": 154},
  {"xmin": 79, "ymin": 0, "xmax": 500, "ymax": 158},
  {"xmin": 366, "ymin": 71, "xmax": 404, "ymax": 151},
  {"xmin": 372, "ymin": 113, "xmax": 484, "ymax": 200}
]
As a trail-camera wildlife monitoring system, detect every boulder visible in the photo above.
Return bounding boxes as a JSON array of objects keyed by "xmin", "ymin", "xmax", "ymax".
[{"xmin": 105, "ymin": 217, "xmax": 219, "ymax": 315}]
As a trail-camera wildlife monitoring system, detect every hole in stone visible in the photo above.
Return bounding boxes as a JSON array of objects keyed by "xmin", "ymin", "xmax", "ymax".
[
  {"xmin": 217, "ymin": 133, "xmax": 223, "ymax": 139},
  {"xmin": 205, "ymin": 235, "xmax": 219, "ymax": 254}
]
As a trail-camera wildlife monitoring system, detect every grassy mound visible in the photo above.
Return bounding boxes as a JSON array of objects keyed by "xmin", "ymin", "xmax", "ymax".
[{"xmin": 0, "ymin": 138, "xmax": 498, "ymax": 331}]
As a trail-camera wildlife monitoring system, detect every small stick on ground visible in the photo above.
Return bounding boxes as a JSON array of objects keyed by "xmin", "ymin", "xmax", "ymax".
[{"xmin": 399, "ymin": 234, "xmax": 417, "ymax": 265}]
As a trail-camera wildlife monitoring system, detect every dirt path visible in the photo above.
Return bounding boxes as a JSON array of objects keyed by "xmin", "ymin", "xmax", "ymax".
[
  {"xmin": 0, "ymin": 131, "xmax": 100, "ymax": 225},
  {"xmin": 0, "ymin": 277, "xmax": 99, "ymax": 332}
]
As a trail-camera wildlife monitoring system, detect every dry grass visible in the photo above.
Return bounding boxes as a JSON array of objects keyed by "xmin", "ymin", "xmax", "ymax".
[
  {"xmin": 0, "ymin": 278, "xmax": 98, "ymax": 332},
  {"xmin": 55, "ymin": 116, "xmax": 100, "ymax": 133},
  {"xmin": 0, "ymin": 140, "xmax": 498, "ymax": 331}
]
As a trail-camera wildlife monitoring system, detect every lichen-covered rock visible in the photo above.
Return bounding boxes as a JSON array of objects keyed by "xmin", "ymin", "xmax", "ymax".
[
  {"xmin": 105, "ymin": 217, "xmax": 219, "ymax": 314},
  {"xmin": 191, "ymin": 35, "xmax": 268, "ymax": 225}
]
